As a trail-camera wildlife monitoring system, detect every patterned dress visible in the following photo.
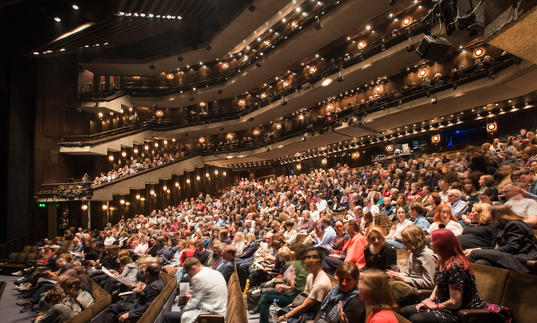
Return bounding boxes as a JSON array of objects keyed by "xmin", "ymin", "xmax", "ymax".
[{"xmin": 432, "ymin": 263, "xmax": 485, "ymax": 322}]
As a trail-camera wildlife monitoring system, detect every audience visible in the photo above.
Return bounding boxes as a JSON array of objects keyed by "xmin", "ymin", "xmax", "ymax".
[
  {"xmin": 467, "ymin": 204, "xmax": 537, "ymax": 273},
  {"xmin": 13, "ymin": 129, "xmax": 537, "ymax": 323}
]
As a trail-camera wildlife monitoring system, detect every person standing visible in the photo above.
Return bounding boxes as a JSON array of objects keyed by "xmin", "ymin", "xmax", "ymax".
[{"xmin": 58, "ymin": 211, "xmax": 70, "ymax": 236}]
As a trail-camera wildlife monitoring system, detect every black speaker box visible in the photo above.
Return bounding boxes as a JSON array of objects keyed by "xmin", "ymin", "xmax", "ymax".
[{"xmin": 415, "ymin": 35, "xmax": 453, "ymax": 62}]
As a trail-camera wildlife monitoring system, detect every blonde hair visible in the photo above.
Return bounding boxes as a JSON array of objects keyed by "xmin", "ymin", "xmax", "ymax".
[
  {"xmin": 401, "ymin": 225, "xmax": 428, "ymax": 252},
  {"xmin": 246, "ymin": 232, "xmax": 256, "ymax": 244},
  {"xmin": 472, "ymin": 203, "xmax": 492, "ymax": 225}
]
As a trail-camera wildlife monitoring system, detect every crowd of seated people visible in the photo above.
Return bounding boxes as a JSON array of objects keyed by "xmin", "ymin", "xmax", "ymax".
[
  {"xmin": 93, "ymin": 144, "xmax": 192, "ymax": 187},
  {"xmin": 12, "ymin": 128, "xmax": 537, "ymax": 322}
]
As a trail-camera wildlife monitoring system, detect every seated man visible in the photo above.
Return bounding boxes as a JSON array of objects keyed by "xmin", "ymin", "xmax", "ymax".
[
  {"xmin": 163, "ymin": 257, "xmax": 228, "ymax": 323},
  {"xmin": 216, "ymin": 245, "xmax": 236, "ymax": 283},
  {"xmin": 94, "ymin": 262, "xmax": 163, "ymax": 323}
]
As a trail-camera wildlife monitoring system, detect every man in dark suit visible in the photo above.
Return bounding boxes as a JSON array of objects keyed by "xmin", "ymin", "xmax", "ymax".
[
  {"xmin": 95, "ymin": 262, "xmax": 164, "ymax": 323},
  {"xmin": 193, "ymin": 240, "xmax": 212, "ymax": 266},
  {"xmin": 216, "ymin": 245, "xmax": 236, "ymax": 283}
]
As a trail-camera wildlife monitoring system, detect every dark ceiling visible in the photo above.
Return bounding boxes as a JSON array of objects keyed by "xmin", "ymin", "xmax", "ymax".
[{"xmin": 1, "ymin": 0, "xmax": 251, "ymax": 61}]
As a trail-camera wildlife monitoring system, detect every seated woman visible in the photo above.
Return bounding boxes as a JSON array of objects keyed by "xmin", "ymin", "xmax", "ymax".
[
  {"xmin": 401, "ymin": 229, "xmax": 485, "ymax": 323},
  {"xmin": 276, "ymin": 247, "xmax": 332, "ymax": 323},
  {"xmin": 358, "ymin": 269, "xmax": 398, "ymax": 323},
  {"xmin": 322, "ymin": 220, "xmax": 367, "ymax": 275},
  {"xmin": 362, "ymin": 226, "xmax": 397, "ymax": 271},
  {"xmin": 386, "ymin": 207, "xmax": 413, "ymax": 249},
  {"xmin": 428, "ymin": 204, "xmax": 463, "ymax": 236},
  {"xmin": 467, "ymin": 204, "xmax": 537, "ymax": 273},
  {"xmin": 386, "ymin": 226, "xmax": 437, "ymax": 306},
  {"xmin": 104, "ymin": 253, "xmax": 139, "ymax": 294},
  {"xmin": 315, "ymin": 262, "xmax": 366, "ymax": 323},
  {"xmin": 458, "ymin": 203, "xmax": 498, "ymax": 249}
]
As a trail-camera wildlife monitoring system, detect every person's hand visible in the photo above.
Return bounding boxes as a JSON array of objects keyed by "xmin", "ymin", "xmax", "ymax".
[
  {"xmin": 275, "ymin": 283, "xmax": 286, "ymax": 292},
  {"xmin": 118, "ymin": 312, "xmax": 129, "ymax": 322},
  {"xmin": 416, "ymin": 302, "xmax": 429, "ymax": 312},
  {"xmin": 277, "ymin": 315, "xmax": 286, "ymax": 322},
  {"xmin": 463, "ymin": 248, "xmax": 479, "ymax": 257},
  {"xmin": 386, "ymin": 270, "xmax": 404, "ymax": 281},
  {"xmin": 338, "ymin": 301, "xmax": 349, "ymax": 323},
  {"xmin": 422, "ymin": 298, "xmax": 436, "ymax": 310},
  {"xmin": 110, "ymin": 269, "xmax": 119, "ymax": 275}
]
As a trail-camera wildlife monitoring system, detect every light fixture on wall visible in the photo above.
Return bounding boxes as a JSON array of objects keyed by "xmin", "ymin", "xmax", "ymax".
[
  {"xmin": 351, "ymin": 151, "xmax": 360, "ymax": 159},
  {"xmin": 431, "ymin": 134, "xmax": 441, "ymax": 144},
  {"xmin": 321, "ymin": 158, "xmax": 327, "ymax": 166},
  {"xmin": 486, "ymin": 121, "xmax": 498, "ymax": 133},
  {"xmin": 385, "ymin": 144, "xmax": 394, "ymax": 152}
]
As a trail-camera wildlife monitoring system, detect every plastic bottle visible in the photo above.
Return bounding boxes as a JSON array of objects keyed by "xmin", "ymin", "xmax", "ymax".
[{"xmin": 269, "ymin": 299, "xmax": 279, "ymax": 322}]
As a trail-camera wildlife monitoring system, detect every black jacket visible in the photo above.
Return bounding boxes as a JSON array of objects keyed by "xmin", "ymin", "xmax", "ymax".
[{"xmin": 128, "ymin": 278, "xmax": 164, "ymax": 321}]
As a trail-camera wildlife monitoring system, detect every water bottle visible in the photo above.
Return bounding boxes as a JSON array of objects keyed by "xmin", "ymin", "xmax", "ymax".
[{"xmin": 269, "ymin": 299, "xmax": 279, "ymax": 323}]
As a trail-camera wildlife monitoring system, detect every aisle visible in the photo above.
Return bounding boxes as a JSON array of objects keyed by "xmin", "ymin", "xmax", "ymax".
[{"xmin": 0, "ymin": 275, "xmax": 35, "ymax": 323}]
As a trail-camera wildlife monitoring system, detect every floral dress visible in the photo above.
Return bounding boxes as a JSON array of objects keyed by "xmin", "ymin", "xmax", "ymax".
[{"xmin": 432, "ymin": 263, "xmax": 484, "ymax": 322}]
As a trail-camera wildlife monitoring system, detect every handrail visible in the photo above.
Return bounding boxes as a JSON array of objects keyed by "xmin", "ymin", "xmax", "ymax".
[{"xmin": 60, "ymin": 53, "xmax": 514, "ymax": 149}]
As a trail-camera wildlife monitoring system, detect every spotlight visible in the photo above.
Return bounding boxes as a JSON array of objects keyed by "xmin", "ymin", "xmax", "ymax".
[
  {"xmin": 54, "ymin": 17, "xmax": 61, "ymax": 22},
  {"xmin": 430, "ymin": 96, "xmax": 437, "ymax": 104},
  {"xmin": 486, "ymin": 121, "xmax": 498, "ymax": 133},
  {"xmin": 72, "ymin": 4, "xmax": 79, "ymax": 10}
]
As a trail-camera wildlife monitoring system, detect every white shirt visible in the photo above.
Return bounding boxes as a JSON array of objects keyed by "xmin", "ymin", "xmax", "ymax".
[
  {"xmin": 181, "ymin": 267, "xmax": 228, "ymax": 323},
  {"xmin": 103, "ymin": 236, "xmax": 116, "ymax": 246},
  {"xmin": 388, "ymin": 218, "xmax": 413, "ymax": 239},
  {"xmin": 506, "ymin": 198, "xmax": 537, "ymax": 219},
  {"xmin": 428, "ymin": 220, "xmax": 463, "ymax": 236},
  {"xmin": 133, "ymin": 243, "xmax": 148, "ymax": 255}
]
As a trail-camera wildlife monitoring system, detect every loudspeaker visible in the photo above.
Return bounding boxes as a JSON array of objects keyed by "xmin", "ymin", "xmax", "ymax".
[{"xmin": 416, "ymin": 35, "xmax": 453, "ymax": 62}]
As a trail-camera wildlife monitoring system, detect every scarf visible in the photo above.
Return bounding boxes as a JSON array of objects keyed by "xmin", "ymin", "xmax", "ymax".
[{"xmin": 318, "ymin": 286, "xmax": 359, "ymax": 322}]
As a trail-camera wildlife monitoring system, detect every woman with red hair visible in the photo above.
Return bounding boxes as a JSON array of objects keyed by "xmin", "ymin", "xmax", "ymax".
[
  {"xmin": 401, "ymin": 229, "xmax": 484, "ymax": 322},
  {"xmin": 427, "ymin": 204, "xmax": 463, "ymax": 236}
]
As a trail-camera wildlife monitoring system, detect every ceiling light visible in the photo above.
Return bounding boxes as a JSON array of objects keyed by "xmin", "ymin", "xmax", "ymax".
[
  {"xmin": 365, "ymin": 25, "xmax": 371, "ymax": 31},
  {"xmin": 72, "ymin": 4, "xmax": 79, "ymax": 10},
  {"xmin": 53, "ymin": 23, "xmax": 94, "ymax": 42},
  {"xmin": 54, "ymin": 17, "xmax": 61, "ymax": 22},
  {"xmin": 32, "ymin": 52, "xmax": 39, "ymax": 55}
]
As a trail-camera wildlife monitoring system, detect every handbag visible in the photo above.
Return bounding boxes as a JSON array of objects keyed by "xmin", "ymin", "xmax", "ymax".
[{"xmin": 291, "ymin": 292, "xmax": 308, "ymax": 307}]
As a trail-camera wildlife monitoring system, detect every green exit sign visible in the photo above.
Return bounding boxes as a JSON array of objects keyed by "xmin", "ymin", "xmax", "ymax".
[{"xmin": 38, "ymin": 203, "xmax": 46, "ymax": 208}]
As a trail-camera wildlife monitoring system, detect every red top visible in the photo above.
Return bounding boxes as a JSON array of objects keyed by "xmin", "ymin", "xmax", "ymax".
[
  {"xmin": 367, "ymin": 310, "xmax": 398, "ymax": 323},
  {"xmin": 343, "ymin": 233, "xmax": 368, "ymax": 268},
  {"xmin": 179, "ymin": 246, "xmax": 196, "ymax": 265}
]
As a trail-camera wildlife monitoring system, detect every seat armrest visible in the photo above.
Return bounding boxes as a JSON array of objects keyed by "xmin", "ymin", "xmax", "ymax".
[
  {"xmin": 196, "ymin": 314, "xmax": 225, "ymax": 323},
  {"xmin": 457, "ymin": 309, "xmax": 497, "ymax": 322}
]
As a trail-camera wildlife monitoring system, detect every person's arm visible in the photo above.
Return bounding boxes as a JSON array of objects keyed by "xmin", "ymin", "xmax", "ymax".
[
  {"xmin": 278, "ymin": 297, "xmax": 319, "ymax": 322},
  {"xmin": 403, "ymin": 252, "xmax": 437, "ymax": 289},
  {"xmin": 423, "ymin": 285, "xmax": 462, "ymax": 310},
  {"xmin": 496, "ymin": 223, "xmax": 527, "ymax": 254}
]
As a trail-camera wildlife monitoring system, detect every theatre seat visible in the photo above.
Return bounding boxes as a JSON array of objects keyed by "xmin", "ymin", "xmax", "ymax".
[
  {"xmin": 457, "ymin": 264, "xmax": 537, "ymax": 323},
  {"xmin": 196, "ymin": 270, "xmax": 247, "ymax": 323},
  {"xmin": 68, "ymin": 279, "xmax": 111, "ymax": 323}
]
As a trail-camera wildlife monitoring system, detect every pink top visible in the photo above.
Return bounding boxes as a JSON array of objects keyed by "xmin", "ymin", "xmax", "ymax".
[{"xmin": 367, "ymin": 310, "xmax": 398, "ymax": 323}]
